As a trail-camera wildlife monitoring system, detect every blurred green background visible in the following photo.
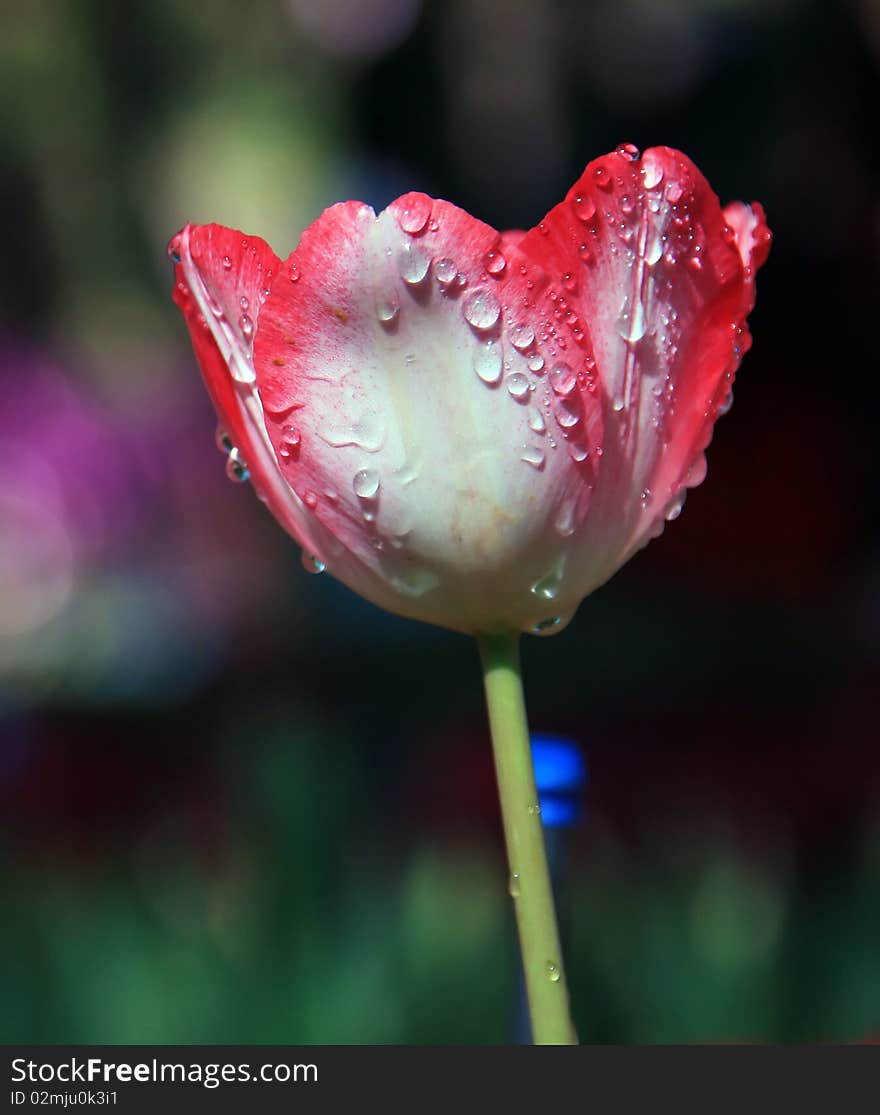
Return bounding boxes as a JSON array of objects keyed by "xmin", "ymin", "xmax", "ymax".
[{"xmin": 1, "ymin": 0, "xmax": 879, "ymax": 1044}]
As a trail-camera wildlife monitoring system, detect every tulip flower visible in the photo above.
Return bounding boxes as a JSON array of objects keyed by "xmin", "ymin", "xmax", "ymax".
[{"xmin": 169, "ymin": 143, "xmax": 770, "ymax": 1044}]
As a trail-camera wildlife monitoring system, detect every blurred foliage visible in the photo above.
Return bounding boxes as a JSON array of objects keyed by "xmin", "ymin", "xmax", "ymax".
[{"xmin": 1, "ymin": 0, "xmax": 879, "ymax": 1043}]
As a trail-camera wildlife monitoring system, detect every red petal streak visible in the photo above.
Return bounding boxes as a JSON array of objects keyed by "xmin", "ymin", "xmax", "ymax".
[
  {"xmin": 518, "ymin": 145, "xmax": 771, "ymax": 589},
  {"xmin": 169, "ymin": 223, "xmax": 332, "ymax": 562}
]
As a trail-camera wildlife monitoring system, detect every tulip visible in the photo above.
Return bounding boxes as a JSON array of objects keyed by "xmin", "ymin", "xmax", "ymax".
[{"xmin": 169, "ymin": 143, "xmax": 770, "ymax": 1043}]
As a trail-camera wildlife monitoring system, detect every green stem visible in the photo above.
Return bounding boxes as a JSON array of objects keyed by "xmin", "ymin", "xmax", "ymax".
[{"xmin": 477, "ymin": 631, "xmax": 577, "ymax": 1045}]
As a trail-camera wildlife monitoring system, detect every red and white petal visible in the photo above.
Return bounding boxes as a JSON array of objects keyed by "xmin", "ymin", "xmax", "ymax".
[
  {"xmin": 518, "ymin": 145, "xmax": 770, "ymax": 594},
  {"xmin": 169, "ymin": 223, "xmax": 334, "ymax": 564},
  {"xmin": 254, "ymin": 194, "xmax": 603, "ymax": 634}
]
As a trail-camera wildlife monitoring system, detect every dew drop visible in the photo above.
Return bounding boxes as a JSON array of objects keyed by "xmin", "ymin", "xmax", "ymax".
[
  {"xmin": 666, "ymin": 493, "xmax": 686, "ymax": 521},
  {"xmin": 485, "ymin": 249, "xmax": 506, "ymax": 275},
  {"xmin": 531, "ymin": 572, "xmax": 560, "ymax": 601},
  {"xmin": 239, "ymin": 313, "xmax": 254, "ymax": 340},
  {"xmin": 549, "ymin": 361, "xmax": 576, "ymax": 396},
  {"xmin": 302, "ymin": 489, "xmax": 318, "ymax": 509},
  {"xmin": 617, "ymin": 142, "xmax": 640, "ymax": 161},
  {"xmin": 376, "ymin": 299, "xmax": 400, "ymax": 325},
  {"xmin": 554, "ymin": 397, "xmax": 580, "ymax": 428},
  {"xmin": 531, "ymin": 617, "xmax": 561, "ymax": 633},
  {"xmin": 719, "ymin": 389, "xmax": 734, "ymax": 416},
  {"xmin": 289, "ymin": 261, "xmax": 300, "ymax": 282},
  {"xmin": 353, "ymin": 467, "xmax": 381, "ymax": 500},
  {"xmin": 573, "ymin": 193, "xmax": 596, "ymax": 222},
  {"xmin": 239, "ymin": 295, "xmax": 249, "ymax": 311},
  {"xmin": 508, "ymin": 872, "xmax": 521, "ymax": 898},
  {"xmin": 225, "ymin": 448, "xmax": 249, "ymax": 483},
  {"xmin": 554, "ymin": 494, "xmax": 578, "ymax": 537},
  {"xmin": 302, "ymin": 552, "xmax": 325, "ymax": 574},
  {"xmin": 594, "ymin": 166, "xmax": 612, "ymax": 190},
  {"xmin": 641, "ymin": 161, "xmax": 664, "ymax": 189},
  {"xmin": 511, "ymin": 323, "xmax": 535, "ymax": 351},
  {"xmin": 521, "ymin": 445, "xmax": 545, "ymax": 469},
  {"xmin": 278, "ymin": 425, "xmax": 301, "ymax": 459},
  {"xmin": 398, "ymin": 244, "xmax": 430, "ymax": 285},
  {"xmin": 473, "ymin": 340, "xmax": 503, "ymax": 384},
  {"xmin": 528, "ymin": 354, "xmax": 545, "ymax": 373},
  {"xmin": 506, "ymin": 372, "xmax": 530, "ymax": 399},
  {"xmin": 222, "ymin": 255, "xmax": 232, "ymax": 271},
  {"xmin": 434, "ymin": 257, "xmax": 457, "ymax": 286},
  {"xmin": 527, "ymin": 802, "xmax": 542, "ymax": 815},
  {"xmin": 462, "ymin": 288, "xmax": 501, "ymax": 331},
  {"xmin": 528, "ymin": 406, "xmax": 546, "ymax": 433},
  {"xmin": 546, "ymin": 961, "xmax": 561, "ymax": 982},
  {"xmin": 397, "ymin": 196, "xmax": 431, "ymax": 235},
  {"xmin": 568, "ymin": 443, "xmax": 589, "ymax": 462},
  {"xmin": 215, "ymin": 426, "xmax": 234, "ymax": 455}
]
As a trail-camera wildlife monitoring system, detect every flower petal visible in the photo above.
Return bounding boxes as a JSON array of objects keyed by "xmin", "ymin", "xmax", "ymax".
[
  {"xmin": 169, "ymin": 223, "xmax": 334, "ymax": 563},
  {"xmin": 253, "ymin": 194, "xmax": 604, "ymax": 634},
  {"xmin": 518, "ymin": 145, "xmax": 770, "ymax": 593}
]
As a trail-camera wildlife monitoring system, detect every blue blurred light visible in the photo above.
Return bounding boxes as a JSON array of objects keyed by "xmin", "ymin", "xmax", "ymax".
[
  {"xmin": 530, "ymin": 734, "xmax": 588, "ymax": 794},
  {"xmin": 530, "ymin": 735, "xmax": 588, "ymax": 830}
]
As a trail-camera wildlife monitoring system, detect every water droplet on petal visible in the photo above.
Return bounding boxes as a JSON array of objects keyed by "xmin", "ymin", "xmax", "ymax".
[
  {"xmin": 302, "ymin": 489, "xmax": 318, "ymax": 509},
  {"xmin": 485, "ymin": 249, "xmax": 506, "ymax": 275},
  {"xmin": 278, "ymin": 425, "xmax": 301, "ymax": 459},
  {"xmin": 506, "ymin": 372, "xmax": 530, "ymax": 399},
  {"xmin": 397, "ymin": 196, "xmax": 431, "ymax": 235},
  {"xmin": 641, "ymin": 161, "xmax": 664, "ymax": 189},
  {"xmin": 521, "ymin": 445, "xmax": 545, "ymax": 469},
  {"xmin": 239, "ymin": 313, "xmax": 254, "ymax": 340},
  {"xmin": 528, "ymin": 406, "xmax": 546, "ymax": 433},
  {"xmin": 376, "ymin": 299, "xmax": 400, "ymax": 324},
  {"xmin": 225, "ymin": 448, "xmax": 249, "ymax": 483},
  {"xmin": 508, "ymin": 872, "xmax": 521, "ymax": 898},
  {"xmin": 434, "ymin": 257, "xmax": 457, "ymax": 286},
  {"xmin": 567, "ymin": 442, "xmax": 589, "ymax": 462},
  {"xmin": 398, "ymin": 244, "xmax": 430, "ymax": 285},
  {"xmin": 719, "ymin": 389, "xmax": 734, "ymax": 415},
  {"xmin": 353, "ymin": 468, "xmax": 380, "ymax": 500},
  {"xmin": 531, "ymin": 617, "xmax": 561, "ymax": 634},
  {"xmin": 512, "ymin": 324, "xmax": 535, "ymax": 351},
  {"xmin": 554, "ymin": 493, "xmax": 578, "ymax": 537},
  {"xmin": 473, "ymin": 340, "xmax": 503, "ymax": 384},
  {"xmin": 617, "ymin": 142, "xmax": 640, "ymax": 161},
  {"xmin": 239, "ymin": 295, "xmax": 249, "ymax": 311},
  {"xmin": 462, "ymin": 288, "xmax": 501, "ymax": 331},
  {"xmin": 531, "ymin": 571, "xmax": 560, "ymax": 600},
  {"xmin": 549, "ymin": 361, "xmax": 576, "ymax": 396},
  {"xmin": 289, "ymin": 261, "xmax": 300, "ymax": 282},
  {"xmin": 222, "ymin": 255, "xmax": 232, "ymax": 270},
  {"xmin": 302, "ymin": 552, "xmax": 325, "ymax": 574},
  {"xmin": 554, "ymin": 397, "xmax": 580, "ymax": 428},
  {"xmin": 215, "ymin": 426, "xmax": 234, "ymax": 455},
  {"xmin": 573, "ymin": 193, "xmax": 596, "ymax": 222},
  {"xmin": 666, "ymin": 493, "xmax": 686, "ymax": 521},
  {"xmin": 528, "ymin": 354, "xmax": 545, "ymax": 373},
  {"xmin": 594, "ymin": 166, "xmax": 612, "ymax": 190}
]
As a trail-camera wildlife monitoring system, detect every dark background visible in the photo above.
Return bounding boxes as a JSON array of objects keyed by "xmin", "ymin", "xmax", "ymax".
[{"xmin": 1, "ymin": 0, "xmax": 878, "ymax": 1043}]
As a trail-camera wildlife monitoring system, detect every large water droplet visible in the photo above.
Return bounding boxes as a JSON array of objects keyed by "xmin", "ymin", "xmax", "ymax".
[
  {"xmin": 554, "ymin": 493, "xmax": 578, "ymax": 537},
  {"xmin": 398, "ymin": 244, "xmax": 430, "ymax": 285},
  {"xmin": 239, "ymin": 313, "xmax": 254, "ymax": 340},
  {"xmin": 376, "ymin": 299, "xmax": 400, "ymax": 325},
  {"xmin": 521, "ymin": 445, "xmax": 545, "ymax": 469},
  {"xmin": 554, "ymin": 397, "xmax": 580, "ymax": 428},
  {"xmin": 506, "ymin": 372, "xmax": 530, "ymax": 399},
  {"xmin": 616, "ymin": 297, "xmax": 646, "ymax": 343},
  {"xmin": 528, "ymin": 406, "xmax": 546, "ymax": 433},
  {"xmin": 511, "ymin": 324, "xmax": 535, "ymax": 351},
  {"xmin": 528, "ymin": 354, "xmax": 545, "ymax": 373},
  {"xmin": 318, "ymin": 415, "xmax": 385, "ymax": 453},
  {"xmin": 397, "ymin": 196, "xmax": 431, "ymax": 235},
  {"xmin": 549, "ymin": 361, "xmax": 576, "ymax": 396},
  {"xmin": 353, "ymin": 467, "xmax": 380, "ymax": 500},
  {"xmin": 462, "ymin": 288, "xmax": 501, "ymax": 331},
  {"xmin": 434, "ymin": 257, "xmax": 457, "ymax": 286},
  {"xmin": 641, "ymin": 161, "xmax": 664, "ymax": 189},
  {"xmin": 485, "ymin": 249, "xmax": 506, "ymax": 276},
  {"xmin": 473, "ymin": 340, "xmax": 503, "ymax": 384},
  {"xmin": 665, "ymin": 492, "xmax": 686, "ymax": 521}
]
